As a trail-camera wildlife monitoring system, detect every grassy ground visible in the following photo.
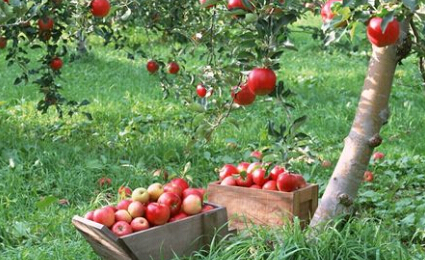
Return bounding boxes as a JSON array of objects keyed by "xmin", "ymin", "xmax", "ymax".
[{"xmin": 1, "ymin": 14, "xmax": 424, "ymax": 259}]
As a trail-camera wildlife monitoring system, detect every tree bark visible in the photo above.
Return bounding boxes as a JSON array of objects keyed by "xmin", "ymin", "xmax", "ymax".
[{"xmin": 310, "ymin": 37, "xmax": 403, "ymax": 227}]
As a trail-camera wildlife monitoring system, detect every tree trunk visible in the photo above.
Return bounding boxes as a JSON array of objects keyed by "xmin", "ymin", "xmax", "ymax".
[{"xmin": 310, "ymin": 38, "xmax": 402, "ymax": 227}]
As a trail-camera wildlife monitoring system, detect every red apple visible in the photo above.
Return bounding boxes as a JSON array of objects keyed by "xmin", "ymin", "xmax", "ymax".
[
  {"xmin": 131, "ymin": 187, "xmax": 150, "ymax": 203},
  {"xmin": 0, "ymin": 37, "xmax": 7, "ymax": 49},
  {"xmin": 247, "ymin": 162, "xmax": 262, "ymax": 174},
  {"xmin": 38, "ymin": 17, "xmax": 54, "ymax": 31},
  {"xmin": 364, "ymin": 171, "xmax": 374, "ymax": 182},
  {"xmin": 170, "ymin": 178, "xmax": 189, "ymax": 191},
  {"xmin": 294, "ymin": 174, "xmax": 307, "ymax": 189},
  {"xmin": 199, "ymin": 0, "xmax": 215, "ymax": 8},
  {"xmin": 118, "ymin": 186, "xmax": 132, "ymax": 198},
  {"xmin": 235, "ymin": 172, "xmax": 253, "ymax": 187},
  {"xmin": 367, "ymin": 17, "xmax": 400, "ymax": 47},
  {"xmin": 219, "ymin": 164, "xmax": 239, "ymax": 180},
  {"xmin": 167, "ymin": 61, "xmax": 180, "ymax": 74},
  {"xmin": 247, "ymin": 68, "xmax": 276, "ymax": 96},
  {"xmin": 276, "ymin": 173, "xmax": 298, "ymax": 192},
  {"xmin": 93, "ymin": 207, "xmax": 115, "ymax": 227},
  {"xmin": 147, "ymin": 183, "xmax": 164, "ymax": 201},
  {"xmin": 84, "ymin": 211, "xmax": 94, "ymax": 221},
  {"xmin": 182, "ymin": 188, "xmax": 204, "ymax": 203},
  {"xmin": 158, "ymin": 192, "xmax": 182, "ymax": 216},
  {"xmin": 98, "ymin": 177, "xmax": 112, "ymax": 187},
  {"xmin": 50, "ymin": 57, "xmax": 63, "ymax": 71},
  {"xmin": 262, "ymin": 180, "xmax": 277, "ymax": 190},
  {"xmin": 320, "ymin": 0, "xmax": 342, "ymax": 23},
  {"xmin": 196, "ymin": 84, "xmax": 207, "ymax": 98},
  {"xmin": 321, "ymin": 160, "xmax": 332, "ymax": 168},
  {"xmin": 252, "ymin": 168, "xmax": 269, "ymax": 186},
  {"xmin": 127, "ymin": 201, "xmax": 146, "ymax": 218},
  {"xmin": 103, "ymin": 205, "xmax": 117, "ymax": 213},
  {"xmin": 111, "ymin": 221, "xmax": 132, "ymax": 237},
  {"xmin": 169, "ymin": 212, "xmax": 188, "ymax": 222},
  {"xmin": 373, "ymin": 152, "xmax": 385, "ymax": 161},
  {"xmin": 201, "ymin": 204, "xmax": 215, "ymax": 213},
  {"xmin": 220, "ymin": 176, "xmax": 237, "ymax": 186},
  {"xmin": 116, "ymin": 199, "xmax": 132, "ymax": 211},
  {"xmin": 115, "ymin": 209, "xmax": 132, "ymax": 223},
  {"xmin": 227, "ymin": 0, "xmax": 254, "ymax": 11},
  {"xmin": 146, "ymin": 202, "xmax": 170, "ymax": 225},
  {"xmin": 91, "ymin": 0, "xmax": 111, "ymax": 18},
  {"xmin": 231, "ymin": 84, "xmax": 256, "ymax": 106},
  {"xmin": 270, "ymin": 165, "xmax": 286, "ymax": 181},
  {"xmin": 194, "ymin": 188, "xmax": 206, "ymax": 197},
  {"xmin": 130, "ymin": 217, "xmax": 150, "ymax": 232},
  {"xmin": 182, "ymin": 194, "xmax": 202, "ymax": 215},
  {"xmin": 237, "ymin": 162, "xmax": 251, "ymax": 173},
  {"xmin": 163, "ymin": 183, "xmax": 183, "ymax": 198},
  {"xmin": 250, "ymin": 150, "xmax": 263, "ymax": 160},
  {"xmin": 146, "ymin": 60, "xmax": 159, "ymax": 74}
]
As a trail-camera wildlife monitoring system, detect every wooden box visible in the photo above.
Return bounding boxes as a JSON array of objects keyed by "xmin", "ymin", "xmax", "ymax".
[
  {"xmin": 207, "ymin": 182, "xmax": 318, "ymax": 230},
  {"xmin": 72, "ymin": 203, "xmax": 228, "ymax": 260}
]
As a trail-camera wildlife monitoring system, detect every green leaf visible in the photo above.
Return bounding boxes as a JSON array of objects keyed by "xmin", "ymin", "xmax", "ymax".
[
  {"xmin": 237, "ymin": 51, "xmax": 256, "ymax": 60},
  {"xmin": 290, "ymin": 115, "xmax": 307, "ymax": 134},
  {"xmin": 402, "ymin": 0, "xmax": 417, "ymax": 12},
  {"xmin": 36, "ymin": 195, "xmax": 58, "ymax": 210},
  {"xmin": 381, "ymin": 13, "xmax": 395, "ymax": 34},
  {"xmin": 187, "ymin": 103, "xmax": 205, "ymax": 113},
  {"xmin": 400, "ymin": 213, "xmax": 415, "ymax": 226},
  {"xmin": 183, "ymin": 161, "xmax": 191, "ymax": 174}
]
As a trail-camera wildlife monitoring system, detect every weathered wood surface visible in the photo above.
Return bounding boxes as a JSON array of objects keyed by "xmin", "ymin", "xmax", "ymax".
[
  {"xmin": 207, "ymin": 182, "xmax": 319, "ymax": 230},
  {"xmin": 73, "ymin": 203, "xmax": 228, "ymax": 260},
  {"xmin": 72, "ymin": 216, "xmax": 134, "ymax": 260}
]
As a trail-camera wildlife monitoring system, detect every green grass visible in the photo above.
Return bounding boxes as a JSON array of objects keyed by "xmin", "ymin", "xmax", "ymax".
[{"xmin": 1, "ymin": 15, "xmax": 425, "ymax": 259}]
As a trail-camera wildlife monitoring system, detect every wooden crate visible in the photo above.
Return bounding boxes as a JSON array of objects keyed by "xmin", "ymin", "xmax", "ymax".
[
  {"xmin": 72, "ymin": 203, "xmax": 229, "ymax": 260},
  {"xmin": 207, "ymin": 182, "xmax": 318, "ymax": 230}
]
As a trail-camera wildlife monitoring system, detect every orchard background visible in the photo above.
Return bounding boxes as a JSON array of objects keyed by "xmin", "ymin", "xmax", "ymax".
[{"xmin": 1, "ymin": 0, "xmax": 425, "ymax": 259}]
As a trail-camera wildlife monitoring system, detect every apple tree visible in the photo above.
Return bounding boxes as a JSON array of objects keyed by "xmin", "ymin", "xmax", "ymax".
[{"xmin": 309, "ymin": 0, "xmax": 419, "ymax": 226}]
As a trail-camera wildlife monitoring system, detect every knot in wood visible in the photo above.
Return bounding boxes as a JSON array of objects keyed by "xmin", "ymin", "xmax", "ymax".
[
  {"xmin": 368, "ymin": 134, "xmax": 382, "ymax": 147},
  {"xmin": 338, "ymin": 193, "xmax": 353, "ymax": 207}
]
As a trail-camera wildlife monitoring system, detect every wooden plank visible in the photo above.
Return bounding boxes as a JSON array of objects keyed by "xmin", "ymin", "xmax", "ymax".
[
  {"xmin": 121, "ymin": 204, "xmax": 228, "ymax": 260},
  {"xmin": 207, "ymin": 182, "xmax": 295, "ymax": 230},
  {"xmin": 207, "ymin": 182, "xmax": 319, "ymax": 230},
  {"xmin": 72, "ymin": 216, "xmax": 135, "ymax": 260}
]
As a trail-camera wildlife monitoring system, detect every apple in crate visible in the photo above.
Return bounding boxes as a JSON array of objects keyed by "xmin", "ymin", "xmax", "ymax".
[
  {"xmin": 93, "ymin": 207, "xmax": 115, "ymax": 227},
  {"xmin": 277, "ymin": 173, "xmax": 298, "ymax": 192},
  {"xmin": 170, "ymin": 178, "xmax": 189, "ymax": 191},
  {"xmin": 148, "ymin": 183, "xmax": 164, "ymax": 201},
  {"xmin": 112, "ymin": 221, "xmax": 133, "ymax": 237},
  {"xmin": 157, "ymin": 192, "xmax": 182, "ymax": 216},
  {"xmin": 182, "ymin": 188, "xmax": 204, "ymax": 203},
  {"xmin": 182, "ymin": 194, "xmax": 202, "ymax": 215},
  {"xmin": 128, "ymin": 201, "xmax": 145, "ymax": 218},
  {"xmin": 169, "ymin": 212, "xmax": 188, "ymax": 222},
  {"xmin": 115, "ymin": 209, "xmax": 132, "ymax": 223},
  {"xmin": 146, "ymin": 202, "xmax": 170, "ymax": 225},
  {"xmin": 84, "ymin": 211, "xmax": 94, "ymax": 221},
  {"xmin": 220, "ymin": 176, "xmax": 236, "ymax": 186},
  {"xmin": 117, "ymin": 199, "xmax": 132, "ymax": 210},
  {"xmin": 219, "ymin": 164, "xmax": 239, "ymax": 180},
  {"xmin": 131, "ymin": 217, "xmax": 150, "ymax": 232},
  {"xmin": 132, "ymin": 187, "xmax": 150, "ymax": 203},
  {"xmin": 163, "ymin": 182, "xmax": 183, "ymax": 198}
]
